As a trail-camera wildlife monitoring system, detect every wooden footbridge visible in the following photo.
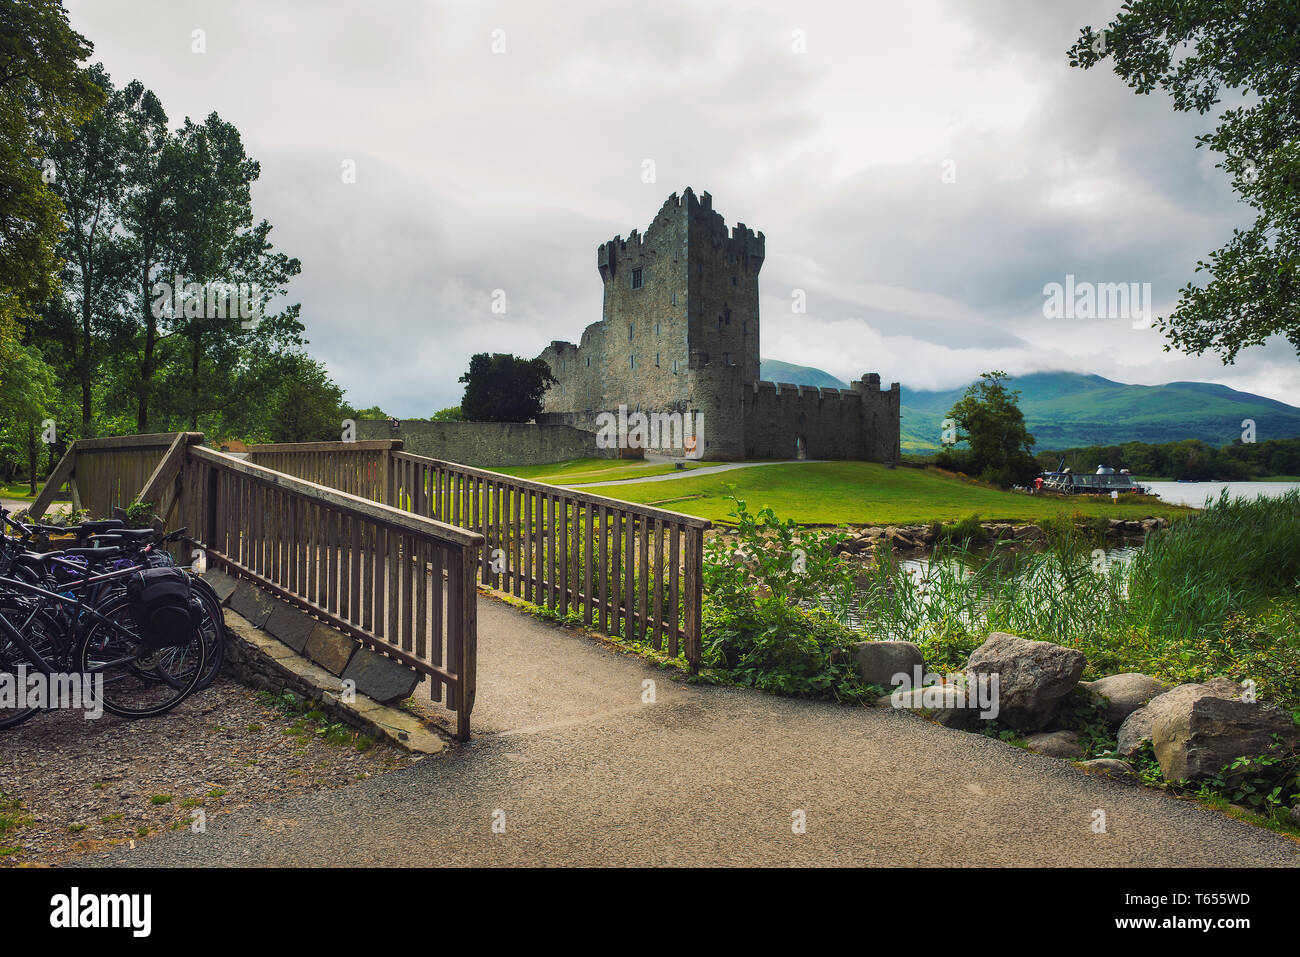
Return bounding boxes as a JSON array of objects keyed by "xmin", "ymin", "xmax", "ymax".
[{"xmin": 31, "ymin": 434, "xmax": 709, "ymax": 739}]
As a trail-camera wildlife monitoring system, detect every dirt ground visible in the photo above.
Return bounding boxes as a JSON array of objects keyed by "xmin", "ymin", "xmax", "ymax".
[{"xmin": 0, "ymin": 677, "xmax": 413, "ymax": 866}]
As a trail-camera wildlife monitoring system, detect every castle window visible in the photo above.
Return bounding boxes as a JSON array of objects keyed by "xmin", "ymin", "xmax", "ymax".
[
  {"xmin": 629, "ymin": 325, "xmax": 633, "ymax": 341},
  {"xmin": 671, "ymin": 293, "xmax": 677, "ymax": 307},
  {"xmin": 586, "ymin": 357, "xmax": 591, "ymax": 367},
  {"xmin": 672, "ymin": 359, "xmax": 678, "ymax": 374},
  {"xmin": 723, "ymin": 352, "xmax": 730, "ymax": 365},
  {"xmin": 630, "ymin": 355, "xmax": 635, "ymax": 369},
  {"xmin": 654, "ymin": 322, "xmax": 660, "ymax": 335},
  {"xmin": 655, "ymin": 352, "xmax": 660, "ymax": 367},
  {"xmin": 731, "ymin": 276, "xmax": 738, "ymax": 287},
  {"xmin": 724, "ymin": 308, "xmax": 731, "ymax": 323},
  {"xmin": 631, "ymin": 268, "xmax": 643, "ymax": 289}
]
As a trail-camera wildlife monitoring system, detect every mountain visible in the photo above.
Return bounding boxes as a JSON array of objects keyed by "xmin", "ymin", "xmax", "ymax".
[
  {"xmin": 759, "ymin": 361, "xmax": 1300, "ymax": 452},
  {"xmin": 759, "ymin": 359, "xmax": 849, "ymax": 391}
]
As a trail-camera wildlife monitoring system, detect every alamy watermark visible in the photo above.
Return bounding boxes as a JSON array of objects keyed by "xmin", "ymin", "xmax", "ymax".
[
  {"xmin": 0, "ymin": 666, "xmax": 103, "ymax": 719},
  {"xmin": 151, "ymin": 274, "xmax": 263, "ymax": 328},
  {"xmin": 1043, "ymin": 274, "xmax": 1153, "ymax": 329},
  {"xmin": 594, "ymin": 405, "xmax": 705, "ymax": 460},
  {"xmin": 888, "ymin": 665, "xmax": 1000, "ymax": 720}
]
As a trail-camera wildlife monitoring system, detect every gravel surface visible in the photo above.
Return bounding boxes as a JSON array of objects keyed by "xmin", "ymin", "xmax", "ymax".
[
  {"xmin": 83, "ymin": 599, "xmax": 1300, "ymax": 867},
  {"xmin": 0, "ymin": 678, "xmax": 410, "ymax": 867}
]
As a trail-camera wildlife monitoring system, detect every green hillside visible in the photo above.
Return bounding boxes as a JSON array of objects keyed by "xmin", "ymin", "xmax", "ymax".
[
  {"xmin": 759, "ymin": 361, "xmax": 1300, "ymax": 452},
  {"xmin": 759, "ymin": 359, "xmax": 849, "ymax": 390}
]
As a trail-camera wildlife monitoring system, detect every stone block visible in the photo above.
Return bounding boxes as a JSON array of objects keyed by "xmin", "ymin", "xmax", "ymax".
[
  {"xmin": 304, "ymin": 623, "xmax": 357, "ymax": 676},
  {"xmin": 228, "ymin": 581, "xmax": 276, "ymax": 629},
  {"xmin": 263, "ymin": 601, "xmax": 316, "ymax": 653},
  {"xmin": 342, "ymin": 647, "xmax": 421, "ymax": 704}
]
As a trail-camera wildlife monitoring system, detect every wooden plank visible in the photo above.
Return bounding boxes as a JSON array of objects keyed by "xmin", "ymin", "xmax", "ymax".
[
  {"xmin": 684, "ymin": 526, "xmax": 703, "ymax": 670},
  {"xmin": 391, "ymin": 451, "xmax": 711, "ymax": 530},
  {"xmin": 30, "ymin": 445, "xmax": 78, "ymax": 519},
  {"xmin": 597, "ymin": 506, "xmax": 608, "ymax": 633},
  {"xmin": 652, "ymin": 519, "xmax": 664, "ymax": 649},
  {"xmin": 669, "ymin": 525, "xmax": 680, "ymax": 658}
]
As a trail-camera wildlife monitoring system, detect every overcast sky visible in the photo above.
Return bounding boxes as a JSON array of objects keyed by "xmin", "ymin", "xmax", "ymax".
[{"xmin": 65, "ymin": 0, "xmax": 1300, "ymax": 413}]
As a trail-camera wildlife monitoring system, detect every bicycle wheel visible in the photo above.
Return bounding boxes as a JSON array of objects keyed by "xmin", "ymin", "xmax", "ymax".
[
  {"xmin": 76, "ymin": 593, "xmax": 206, "ymax": 719},
  {"xmin": 0, "ymin": 599, "xmax": 64, "ymax": 730},
  {"xmin": 190, "ymin": 576, "xmax": 226, "ymax": 690}
]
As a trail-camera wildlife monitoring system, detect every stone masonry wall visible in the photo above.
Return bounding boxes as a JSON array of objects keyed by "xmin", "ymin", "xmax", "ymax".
[{"xmin": 357, "ymin": 420, "xmax": 612, "ymax": 467}]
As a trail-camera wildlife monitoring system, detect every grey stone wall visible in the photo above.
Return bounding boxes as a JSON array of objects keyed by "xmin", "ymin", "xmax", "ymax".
[{"xmin": 357, "ymin": 420, "xmax": 612, "ymax": 467}]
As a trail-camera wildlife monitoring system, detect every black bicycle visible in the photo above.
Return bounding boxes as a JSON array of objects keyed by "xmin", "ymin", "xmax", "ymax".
[{"xmin": 0, "ymin": 550, "xmax": 207, "ymax": 729}]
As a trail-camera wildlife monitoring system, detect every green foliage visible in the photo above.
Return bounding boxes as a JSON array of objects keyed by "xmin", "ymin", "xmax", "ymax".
[
  {"xmin": 458, "ymin": 353, "xmax": 557, "ymax": 423},
  {"xmin": 0, "ymin": 0, "xmax": 104, "ymax": 340},
  {"xmin": 430, "ymin": 406, "xmax": 464, "ymax": 421},
  {"xmin": 858, "ymin": 490, "xmax": 1300, "ymax": 713},
  {"xmin": 1070, "ymin": 0, "xmax": 1300, "ymax": 362},
  {"xmin": 701, "ymin": 498, "xmax": 872, "ymax": 702},
  {"xmin": 944, "ymin": 371, "xmax": 1038, "ymax": 487},
  {"xmin": 1037, "ymin": 437, "xmax": 1300, "ymax": 482}
]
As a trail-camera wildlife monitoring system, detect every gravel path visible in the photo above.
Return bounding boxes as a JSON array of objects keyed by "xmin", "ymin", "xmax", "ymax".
[
  {"xmin": 0, "ymin": 678, "xmax": 409, "ymax": 866},
  {"xmin": 567, "ymin": 459, "xmax": 824, "ymax": 487},
  {"xmin": 82, "ymin": 599, "xmax": 1300, "ymax": 867}
]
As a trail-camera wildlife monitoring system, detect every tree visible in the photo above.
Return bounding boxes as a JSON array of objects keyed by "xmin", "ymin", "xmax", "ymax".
[
  {"xmin": 0, "ymin": 341, "xmax": 57, "ymax": 492},
  {"xmin": 0, "ymin": 0, "xmax": 103, "ymax": 356},
  {"xmin": 430, "ymin": 406, "xmax": 464, "ymax": 421},
  {"xmin": 458, "ymin": 353, "xmax": 556, "ymax": 422},
  {"xmin": 40, "ymin": 63, "xmax": 133, "ymax": 434},
  {"xmin": 1069, "ymin": 1, "xmax": 1300, "ymax": 363},
  {"xmin": 946, "ymin": 371, "xmax": 1038, "ymax": 487},
  {"xmin": 264, "ymin": 354, "xmax": 346, "ymax": 443}
]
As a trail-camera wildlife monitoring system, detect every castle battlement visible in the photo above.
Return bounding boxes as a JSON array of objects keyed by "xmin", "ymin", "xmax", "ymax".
[{"xmin": 539, "ymin": 189, "xmax": 899, "ymax": 462}]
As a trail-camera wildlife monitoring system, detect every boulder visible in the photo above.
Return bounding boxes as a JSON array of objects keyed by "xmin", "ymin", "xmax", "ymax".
[
  {"xmin": 1152, "ymin": 691, "xmax": 1300, "ymax": 781},
  {"xmin": 1077, "ymin": 758, "xmax": 1137, "ymax": 782},
  {"xmin": 851, "ymin": 640, "xmax": 925, "ymax": 689},
  {"xmin": 879, "ymin": 685, "xmax": 984, "ymax": 730},
  {"xmin": 966, "ymin": 632, "xmax": 1086, "ymax": 732},
  {"xmin": 1114, "ymin": 678, "xmax": 1244, "ymax": 758},
  {"xmin": 1289, "ymin": 805, "xmax": 1300, "ymax": 828},
  {"xmin": 1081, "ymin": 673, "xmax": 1172, "ymax": 728},
  {"xmin": 1023, "ymin": 730, "xmax": 1083, "ymax": 759}
]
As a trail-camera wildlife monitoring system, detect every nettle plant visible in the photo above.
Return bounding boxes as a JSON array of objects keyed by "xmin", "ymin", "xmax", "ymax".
[
  {"xmin": 701, "ymin": 499, "xmax": 871, "ymax": 701},
  {"xmin": 704, "ymin": 498, "xmax": 856, "ymax": 628}
]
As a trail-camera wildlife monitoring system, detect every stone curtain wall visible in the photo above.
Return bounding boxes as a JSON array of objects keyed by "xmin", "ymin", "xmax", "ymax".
[
  {"xmin": 744, "ymin": 383, "xmax": 868, "ymax": 460},
  {"xmin": 357, "ymin": 420, "xmax": 613, "ymax": 468}
]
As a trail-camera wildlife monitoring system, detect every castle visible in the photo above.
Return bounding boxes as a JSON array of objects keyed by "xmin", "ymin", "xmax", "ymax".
[{"xmin": 536, "ymin": 188, "xmax": 900, "ymax": 462}]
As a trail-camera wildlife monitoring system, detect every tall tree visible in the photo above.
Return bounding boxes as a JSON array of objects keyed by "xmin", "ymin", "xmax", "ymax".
[
  {"xmin": 947, "ymin": 371, "xmax": 1038, "ymax": 487},
  {"xmin": 161, "ymin": 113, "xmax": 301, "ymax": 429},
  {"xmin": 41, "ymin": 63, "xmax": 132, "ymax": 434},
  {"xmin": 458, "ymin": 353, "xmax": 557, "ymax": 422},
  {"xmin": 0, "ymin": 0, "xmax": 102, "ymax": 358},
  {"xmin": 1070, "ymin": 0, "xmax": 1300, "ymax": 363}
]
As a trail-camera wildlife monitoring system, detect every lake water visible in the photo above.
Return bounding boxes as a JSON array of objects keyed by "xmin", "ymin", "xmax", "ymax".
[{"xmin": 1142, "ymin": 480, "xmax": 1300, "ymax": 507}]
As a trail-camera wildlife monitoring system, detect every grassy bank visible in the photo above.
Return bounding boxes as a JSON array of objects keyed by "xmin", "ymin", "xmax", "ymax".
[
  {"xmin": 490, "ymin": 457, "xmax": 714, "ymax": 485},
  {"xmin": 857, "ymin": 489, "xmax": 1300, "ymax": 714},
  {"xmin": 587, "ymin": 461, "xmax": 1190, "ymax": 525}
]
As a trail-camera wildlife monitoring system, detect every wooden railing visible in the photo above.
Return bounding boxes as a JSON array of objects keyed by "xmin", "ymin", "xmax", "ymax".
[
  {"xmin": 30, "ymin": 432, "xmax": 203, "ymax": 525},
  {"xmin": 180, "ymin": 447, "xmax": 483, "ymax": 739},
  {"xmin": 33, "ymin": 435, "xmax": 484, "ymax": 739},
  {"xmin": 245, "ymin": 440, "xmax": 710, "ymax": 667},
  {"xmin": 247, "ymin": 441, "xmax": 395, "ymax": 503}
]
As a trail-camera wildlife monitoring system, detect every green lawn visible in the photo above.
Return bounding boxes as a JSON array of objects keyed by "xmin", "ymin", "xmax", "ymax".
[
  {"xmin": 587, "ymin": 461, "xmax": 1193, "ymax": 525},
  {"xmin": 0, "ymin": 481, "xmax": 69, "ymax": 504},
  {"xmin": 490, "ymin": 457, "xmax": 716, "ymax": 485}
]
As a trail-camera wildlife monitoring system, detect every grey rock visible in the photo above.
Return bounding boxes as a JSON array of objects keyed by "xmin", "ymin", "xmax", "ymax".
[
  {"xmin": 966, "ymin": 632, "xmax": 1086, "ymax": 732},
  {"xmin": 1023, "ymin": 730, "xmax": 1083, "ymax": 759},
  {"xmin": 1152, "ymin": 691, "xmax": 1300, "ymax": 781},
  {"xmin": 1082, "ymin": 673, "xmax": 1172, "ymax": 728},
  {"xmin": 1078, "ymin": 758, "xmax": 1137, "ymax": 782},
  {"xmin": 341, "ymin": 648, "xmax": 421, "ymax": 704},
  {"xmin": 879, "ymin": 685, "xmax": 985, "ymax": 730},
  {"xmin": 1115, "ymin": 678, "xmax": 1245, "ymax": 758},
  {"xmin": 851, "ymin": 640, "xmax": 924, "ymax": 689}
]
